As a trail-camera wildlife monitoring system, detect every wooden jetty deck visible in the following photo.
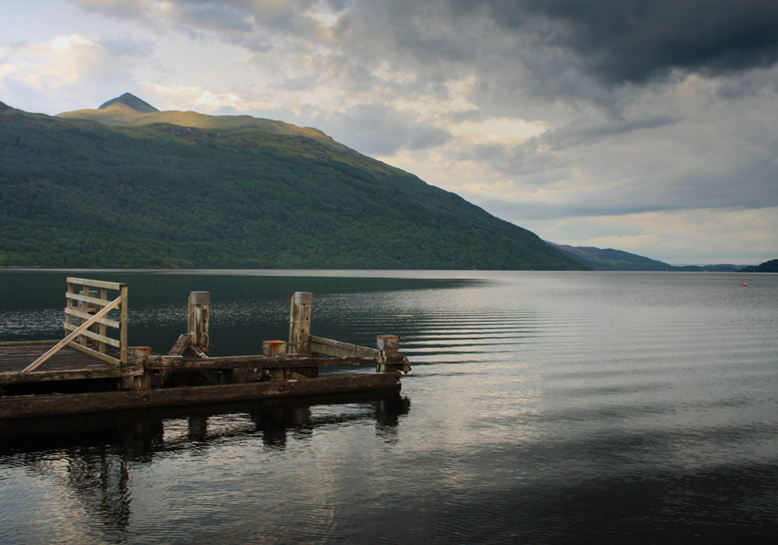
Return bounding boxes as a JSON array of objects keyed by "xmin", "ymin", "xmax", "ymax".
[
  {"xmin": 0, "ymin": 278, "xmax": 410, "ymax": 420},
  {"xmin": 0, "ymin": 342, "xmax": 143, "ymax": 385}
]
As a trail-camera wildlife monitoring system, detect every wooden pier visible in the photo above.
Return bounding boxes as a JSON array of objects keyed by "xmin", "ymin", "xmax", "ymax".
[{"xmin": 0, "ymin": 278, "xmax": 410, "ymax": 419}]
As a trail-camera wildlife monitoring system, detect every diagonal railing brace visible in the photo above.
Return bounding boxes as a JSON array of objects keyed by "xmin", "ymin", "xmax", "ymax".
[{"xmin": 23, "ymin": 296, "xmax": 122, "ymax": 373}]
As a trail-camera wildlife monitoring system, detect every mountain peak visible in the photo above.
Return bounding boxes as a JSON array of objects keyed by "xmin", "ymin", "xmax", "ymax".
[{"xmin": 98, "ymin": 93, "xmax": 158, "ymax": 113}]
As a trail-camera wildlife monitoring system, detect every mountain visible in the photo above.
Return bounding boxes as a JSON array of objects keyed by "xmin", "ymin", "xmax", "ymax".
[
  {"xmin": 59, "ymin": 93, "xmax": 339, "ymax": 142},
  {"xmin": 740, "ymin": 259, "xmax": 778, "ymax": 272},
  {"xmin": 552, "ymin": 244, "xmax": 743, "ymax": 272},
  {"xmin": 551, "ymin": 244, "xmax": 673, "ymax": 271},
  {"xmin": 98, "ymin": 92, "xmax": 159, "ymax": 113},
  {"xmin": 0, "ymin": 96, "xmax": 587, "ymax": 270}
]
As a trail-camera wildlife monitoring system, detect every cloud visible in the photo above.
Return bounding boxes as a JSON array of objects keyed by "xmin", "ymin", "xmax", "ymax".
[
  {"xmin": 323, "ymin": 103, "xmax": 453, "ymax": 156},
  {"xmin": 177, "ymin": 3, "xmax": 256, "ymax": 32},
  {"xmin": 98, "ymin": 37, "xmax": 154, "ymax": 57},
  {"xmin": 71, "ymin": 0, "xmax": 148, "ymax": 19},
  {"xmin": 0, "ymin": 33, "xmax": 151, "ymax": 112},
  {"xmin": 447, "ymin": 0, "xmax": 778, "ymax": 86}
]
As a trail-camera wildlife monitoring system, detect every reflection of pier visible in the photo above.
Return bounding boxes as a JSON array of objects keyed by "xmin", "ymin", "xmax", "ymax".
[
  {"xmin": 0, "ymin": 392, "xmax": 411, "ymax": 451},
  {"xmin": 1, "ymin": 279, "xmax": 411, "ymax": 419},
  {"xmin": 0, "ymin": 393, "xmax": 409, "ymax": 538}
]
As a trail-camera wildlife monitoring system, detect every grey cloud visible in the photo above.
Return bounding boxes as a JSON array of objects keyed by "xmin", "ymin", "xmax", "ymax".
[
  {"xmin": 479, "ymin": 146, "xmax": 778, "ymax": 221},
  {"xmin": 536, "ymin": 114, "xmax": 679, "ymax": 151},
  {"xmin": 224, "ymin": 34, "xmax": 272, "ymax": 52},
  {"xmin": 715, "ymin": 69, "xmax": 778, "ymax": 99},
  {"xmin": 448, "ymin": 0, "xmax": 778, "ymax": 86},
  {"xmin": 178, "ymin": 3, "xmax": 254, "ymax": 32},
  {"xmin": 98, "ymin": 38, "xmax": 154, "ymax": 58},
  {"xmin": 70, "ymin": 0, "xmax": 147, "ymax": 18},
  {"xmin": 449, "ymin": 109, "xmax": 486, "ymax": 123},
  {"xmin": 321, "ymin": 104, "xmax": 452, "ymax": 156},
  {"xmin": 455, "ymin": 114, "xmax": 680, "ymax": 178}
]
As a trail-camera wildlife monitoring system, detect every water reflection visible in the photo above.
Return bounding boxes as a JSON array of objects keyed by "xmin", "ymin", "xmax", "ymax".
[{"xmin": 0, "ymin": 393, "xmax": 409, "ymax": 541}]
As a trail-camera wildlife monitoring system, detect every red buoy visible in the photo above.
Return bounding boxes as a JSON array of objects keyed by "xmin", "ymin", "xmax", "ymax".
[{"xmin": 743, "ymin": 283, "xmax": 748, "ymax": 287}]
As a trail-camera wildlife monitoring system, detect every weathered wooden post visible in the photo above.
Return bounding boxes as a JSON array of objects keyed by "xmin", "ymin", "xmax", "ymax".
[
  {"xmin": 288, "ymin": 292, "xmax": 318, "ymax": 378},
  {"xmin": 377, "ymin": 335, "xmax": 399, "ymax": 373},
  {"xmin": 288, "ymin": 292, "xmax": 312, "ymax": 356},
  {"xmin": 188, "ymin": 291, "xmax": 210, "ymax": 356},
  {"xmin": 263, "ymin": 340, "xmax": 288, "ymax": 380}
]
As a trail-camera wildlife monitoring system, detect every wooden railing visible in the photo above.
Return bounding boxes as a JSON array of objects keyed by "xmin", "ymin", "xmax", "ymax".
[{"xmin": 63, "ymin": 277, "xmax": 128, "ymax": 366}]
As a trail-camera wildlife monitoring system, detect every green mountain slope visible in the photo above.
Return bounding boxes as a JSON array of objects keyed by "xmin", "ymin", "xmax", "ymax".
[{"xmin": 0, "ymin": 97, "xmax": 586, "ymax": 270}]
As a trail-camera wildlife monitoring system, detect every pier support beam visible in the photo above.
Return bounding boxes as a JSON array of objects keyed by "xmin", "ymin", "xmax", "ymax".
[
  {"xmin": 188, "ymin": 292, "xmax": 210, "ymax": 356},
  {"xmin": 263, "ymin": 341, "xmax": 289, "ymax": 381},
  {"xmin": 377, "ymin": 335, "xmax": 401, "ymax": 373}
]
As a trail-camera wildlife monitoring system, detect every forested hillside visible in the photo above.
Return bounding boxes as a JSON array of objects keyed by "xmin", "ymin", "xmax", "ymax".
[{"xmin": 0, "ymin": 97, "xmax": 586, "ymax": 270}]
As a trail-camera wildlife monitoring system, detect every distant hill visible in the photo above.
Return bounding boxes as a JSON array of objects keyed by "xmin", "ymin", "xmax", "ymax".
[
  {"xmin": 551, "ymin": 244, "xmax": 672, "ymax": 271},
  {"xmin": 552, "ymin": 244, "xmax": 742, "ymax": 272},
  {"xmin": 740, "ymin": 259, "xmax": 778, "ymax": 272},
  {"xmin": 0, "ymin": 96, "xmax": 587, "ymax": 270}
]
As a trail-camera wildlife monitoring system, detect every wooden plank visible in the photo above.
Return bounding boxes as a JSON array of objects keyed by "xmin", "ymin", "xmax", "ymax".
[
  {"xmin": 145, "ymin": 354, "xmax": 409, "ymax": 370},
  {"xmin": 120, "ymin": 284, "xmax": 128, "ymax": 365},
  {"xmin": 0, "ymin": 346, "xmax": 106, "ymax": 372},
  {"xmin": 64, "ymin": 308, "xmax": 121, "ymax": 329},
  {"xmin": 0, "ymin": 340, "xmax": 59, "ymax": 347},
  {"xmin": 0, "ymin": 365, "xmax": 143, "ymax": 385},
  {"xmin": 309, "ymin": 335, "xmax": 380, "ymax": 358},
  {"xmin": 62, "ymin": 324, "xmax": 121, "ymax": 347},
  {"xmin": 65, "ymin": 281, "xmax": 76, "ymax": 336},
  {"xmin": 98, "ymin": 287, "xmax": 108, "ymax": 354},
  {"xmin": 66, "ymin": 277, "xmax": 125, "ymax": 291},
  {"xmin": 22, "ymin": 296, "xmax": 122, "ymax": 372},
  {"xmin": 168, "ymin": 334, "xmax": 194, "ymax": 356},
  {"xmin": 0, "ymin": 373, "xmax": 402, "ymax": 419},
  {"xmin": 67, "ymin": 342, "xmax": 121, "ymax": 366},
  {"xmin": 67, "ymin": 292, "xmax": 114, "ymax": 307}
]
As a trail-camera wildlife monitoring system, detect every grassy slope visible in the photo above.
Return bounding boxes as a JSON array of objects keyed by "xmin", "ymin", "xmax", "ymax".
[{"xmin": 1, "ymin": 103, "xmax": 586, "ymax": 269}]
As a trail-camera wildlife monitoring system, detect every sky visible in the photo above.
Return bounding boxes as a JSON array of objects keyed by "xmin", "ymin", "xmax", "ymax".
[{"xmin": 1, "ymin": 0, "xmax": 777, "ymax": 265}]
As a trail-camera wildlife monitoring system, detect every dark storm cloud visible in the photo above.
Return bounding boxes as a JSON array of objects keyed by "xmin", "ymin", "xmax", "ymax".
[{"xmin": 447, "ymin": 0, "xmax": 778, "ymax": 85}]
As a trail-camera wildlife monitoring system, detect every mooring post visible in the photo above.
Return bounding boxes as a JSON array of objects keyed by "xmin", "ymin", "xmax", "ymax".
[
  {"xmin": 263, "ymin": 340, "xmax": 288, "ymax": 380},
  {"xmin": 288, "ymin": 292, "xmax": 312, "ymax": 356},
  {"xmin": 188, "ymin": 291, "xmax": 210, "ymax": 356},
  {"xmin": 288, "ymin": 292, "xmax": 318, "ymax": 378},
  {"xmin": 377, "ymin": 335, "xmax": 399, "ymax": 373}
]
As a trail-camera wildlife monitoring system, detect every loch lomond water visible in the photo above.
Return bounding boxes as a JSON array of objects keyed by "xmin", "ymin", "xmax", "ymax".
[{"xmin": 0, "ymin": 270, "xmax": 776, "ymax": 544}]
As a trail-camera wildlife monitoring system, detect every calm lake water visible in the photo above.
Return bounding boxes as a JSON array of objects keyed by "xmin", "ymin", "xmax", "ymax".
[{"xmin": 1, "ymin": 270, "xmax": 777, "ymax": 544}]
